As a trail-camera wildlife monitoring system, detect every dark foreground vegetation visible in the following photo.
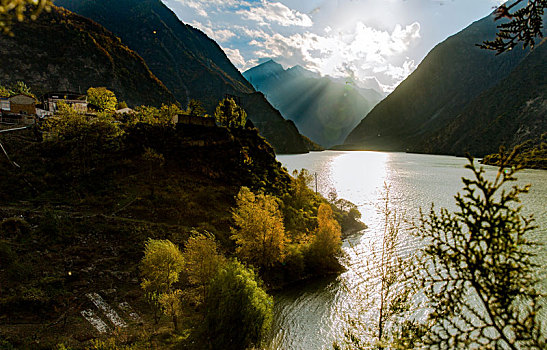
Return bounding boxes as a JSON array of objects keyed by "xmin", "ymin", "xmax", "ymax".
[{"xmin": 0, "ymin": 93, "xmax": 362, "ymax": 348}]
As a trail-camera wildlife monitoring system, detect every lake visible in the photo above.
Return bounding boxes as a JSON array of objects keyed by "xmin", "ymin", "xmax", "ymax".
[{"xmin": 268, "ymin": 151, "xmax": 547, "ymax": 350}]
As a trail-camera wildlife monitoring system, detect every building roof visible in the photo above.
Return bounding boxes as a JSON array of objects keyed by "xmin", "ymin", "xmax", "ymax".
[
  {"xmin": 115, "ymin": 107, "xmax": 134, "ymax": 114},
  {"xmin": 42, "ymin": 91, "xmax": 87, "ymax": 100},
  {"xmin": 8, "ymin": 94, "xmax": 37, "ymax": 103}
]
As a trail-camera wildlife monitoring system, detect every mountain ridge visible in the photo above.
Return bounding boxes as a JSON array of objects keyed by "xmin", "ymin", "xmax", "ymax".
[
  {"xmin": 56, "ymin": 0, "xmax": 313, "ymax": 153},
  {"xmin": 343, "ymin": 10, "xmax": 537, "ymax": 153},
  {"xmin": 244, "ymin": 60, "xmax": 382, "ymax": 147},
  {"xmin": 0, "ymin": 5, "xmax": 175, "ymax": 107}
]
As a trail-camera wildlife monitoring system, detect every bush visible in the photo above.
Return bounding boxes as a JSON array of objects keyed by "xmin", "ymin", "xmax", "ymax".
[{"xmin": 205, "ymin": 260, "xmax": 273, "ymax": 350}]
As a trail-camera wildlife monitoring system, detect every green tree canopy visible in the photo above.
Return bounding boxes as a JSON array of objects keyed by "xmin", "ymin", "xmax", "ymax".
[
  {"xmin": 231, "ymin": 187, "xmax": 287, "ymax": 269},
  {"xmin": 140, "ymin": 238, "xmax": 184, "ymax": 295},
  {"xmin": 0, "ymin": 85, "xmax": 10, "ymax": 98},
  {"xmin": 205, "ymin": 259, "xmax": 273, "ymax": 350},
  {"xmin": 87, "ymin": 87, "xmax": 118, "ymax": 114},
  {"xmin": 186, "ymin": 99, "xmax": 207, "ymax": 118},
  {"xmin": 214, "ymin": 98, "xmax": 247, "ymax": 128},
  {"xmin": 9, "ymin": 81, "xmax": 33, "ymax": 97}
]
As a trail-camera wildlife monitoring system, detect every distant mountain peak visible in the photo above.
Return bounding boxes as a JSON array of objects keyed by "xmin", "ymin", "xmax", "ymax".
[
  {"xmin": 287, "ymin": 65, "xmax": 320, "ymax": 79},
  {"xmin": 253, "ymin": 59, "xmax": 284, "ymax": 72}
]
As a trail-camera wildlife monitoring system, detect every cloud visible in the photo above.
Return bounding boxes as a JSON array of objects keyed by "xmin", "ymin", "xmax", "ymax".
[
  {"xmin": 247, "ymin": 21, "xmax": 421, "ymax": 91},
  {"xmin": 170, "ymin": 0, "xmax": 252, "ymax": 17},
  {"xmin": 174, "ymin": 0, "xmax": 209, "ymax": 17},
  {"xmin": 191, "ymin": 21, "xmax": 237, "ymax": 42},
  {"xmin": 222, "ymin": 47, "xmax": 258, "ymax": 71},
  {"xmin": 237, "ymin": 0, "xmax": 313, "ymax": 27}
]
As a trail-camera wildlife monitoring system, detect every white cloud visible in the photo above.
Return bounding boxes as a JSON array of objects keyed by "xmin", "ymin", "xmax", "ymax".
[
  {"xmin": 237, "ymin": 0, "xmax": 313, "ymax": 27},
  {"xmin": 174, "ymin": 0, "xmax": 208, "ymax": 17},
  {"xmin": 247, "ymin": 21, "xmax": 421, "ymax": 91},
  {"xmin": 223, "ymin": 47, "xmax": 258, "ymax": 71},
  {"xmin": 190, "ymin": 21, "xmax": 236, "ymax": 43}
]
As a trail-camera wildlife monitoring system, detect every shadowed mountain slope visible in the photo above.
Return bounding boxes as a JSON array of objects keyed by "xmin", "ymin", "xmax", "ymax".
[
  {"xmin": 343, "ymin": 10, "xmax": 539, "ymax": 154},
  {"xmin": 56, "ymin": 0, "xmax": 313, "ymax": 153},
  {"xmin": 0, "ymin": 6, "xmax": 174, "ymax": 107}
]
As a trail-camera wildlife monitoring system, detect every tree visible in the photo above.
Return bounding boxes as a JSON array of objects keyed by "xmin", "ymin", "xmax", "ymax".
[
  {"xmin": 186, "ymin": 99, "xmax": 207, "ymax": 118},
  {"xmin": 158, "ymin": 289, "xmax": 184, "ymax": 331},
  {"xmin": 42, "ymin": 103, "xmax": 123, "ymax": 176},
  {"xmin": 159, "ymin": 103, "xmax": 182, "ymax": 124},
  {"xmin": 0, "ymin": 0, "xmax": 51, "ymax": 35},
  {"xmin": 337, "ymin": 185, "xmax": 416, "ymax": 350},
  {"xmin": 214, "ymin": 98, "xmax": 247, "ymax": 128},
  {"xmin": 481, "ymin": 0, "xmax": 546, "ymax": 54},
  {"xmin": 87, "ymin": 87, "xmax": 117, "ymax": 114},
  {"xmin": 308, "ymin": 203, "xmax": 342, "ymax": 271},
  {"xmin": 9, "ymin": 81, "xmax": 33, "ymax": 97},
  {"xmin": 181, "ymin": 231, "xmax": 225, "ymax": 303},
  {"xmin": 140, "ymin": 238, "xmax": 184, "ymax": 295},
  {"xmin": 140, "ymin": 238, "xmax": 184, "ymax": 325},
  {"xmin": 231, "ymin": 187, "xmax": 287, "ymax": 269},
  {"xmin": 292, "ymin": 168, "xmax": 314, "ymax": 207},
  {"xmin": 412, "ymin": 155, "xmax": 545, "ymax": 349},
  {"xmin": 0, "ymin": 85, "xmax": 10, "ymax": 98},
  {"xmin": 205, "ymin": 259, "xmax": 273, "ymax": 350},
  {"xmin": 117, "ymin": 101, "xmax": 128, "ymax": 110}
]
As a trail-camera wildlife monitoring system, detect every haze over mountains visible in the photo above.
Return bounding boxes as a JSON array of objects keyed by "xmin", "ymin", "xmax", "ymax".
[
  {"xmin": 344, "ymin": 9, "xmax": 546, "ymax": 156},
  {"xmin": 243, "ymin": 60, "xmax": 383, "ymax": 147},
  {"xmin": 51, "ymin": 0, "xmax": 317, "ymax": 153}
]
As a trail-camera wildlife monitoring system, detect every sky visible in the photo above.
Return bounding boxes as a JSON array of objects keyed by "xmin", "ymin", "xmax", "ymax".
[{"xmin": 162, "ymin": 0, "xmax": 506, "ymax": 93}]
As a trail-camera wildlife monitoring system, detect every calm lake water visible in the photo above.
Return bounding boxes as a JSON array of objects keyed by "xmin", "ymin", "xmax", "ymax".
[{"xmin": 269, "ymin": 151, "xmax": 547, "ymax": 350}]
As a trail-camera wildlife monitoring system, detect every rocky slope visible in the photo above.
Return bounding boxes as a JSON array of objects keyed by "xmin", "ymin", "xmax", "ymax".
[
  {"xmin": 244, "ymin": 60, "xmax": 382, "ymax": 147},
  {"xmin": 0, "ymin": 6, "xmax": 174, "ymax": 107},
  {"xmin": 343, "ymin": 9, "xmax": 537, "ymax": 154},
  {"xmin": 56, "ymin": 0, "xmax": 313, "ymax": 153}
]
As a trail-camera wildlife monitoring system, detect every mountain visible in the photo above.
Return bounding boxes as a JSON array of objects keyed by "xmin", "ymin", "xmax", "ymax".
[
  {"xmin": 423, "ymin": 39, "xmax": 546, "ymax": 156},
  {"xmin": 244, "ymin": 60, "xmax": 382, "ymax": 147},
  {"xmin": 0, "ymin": 6, "xmax": 174, "ymax": 107},
  {"xmin": 56, "ymin": 0, "xmax": 313, "ymax": 153},
  {"xmin": 343, "ymin": 9, "xmax": 539, "ymax": 154}
]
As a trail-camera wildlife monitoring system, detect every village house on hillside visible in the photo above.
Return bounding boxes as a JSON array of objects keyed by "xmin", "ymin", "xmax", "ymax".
[
  {"xmin": 42, "ymin": 92, "xmax": 88, "ymax": 114},
  {"xmin": 7, "ymin": 94, "xmax": 36, "ymax": 115},
  {"xmin": 0, "ymin": 94, "xmax": 37, "ymax": 125}
]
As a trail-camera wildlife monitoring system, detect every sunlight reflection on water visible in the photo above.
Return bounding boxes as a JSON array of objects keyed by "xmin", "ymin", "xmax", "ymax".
[{"xmin": 269, "ymin": 151, "xmax": 547, "ymax": 350}]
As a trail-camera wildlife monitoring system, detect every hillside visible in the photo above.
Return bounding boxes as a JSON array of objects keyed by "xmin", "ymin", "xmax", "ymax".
[
  {"xmin": 424, "ymin": 39, "xmax": 546, "ymax": 156},
  {"xmin": 0, "ymin": 6, "xmax": 174, "ymax": 107},
  {"xmin": 56, "ymin": 0, "xmax": 314, "ymax": 153},
  {"xmin": 244, "ymin": 60, "xmax": 382, "ymax": 147},
  {"xmin": 343, "ymin": 9, "xmax": 533, "ymax": 153}
]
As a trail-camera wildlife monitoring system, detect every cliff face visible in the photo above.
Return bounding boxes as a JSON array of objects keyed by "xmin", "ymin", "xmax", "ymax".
[
  {"xmin": 56, "ymin": 0, "xmax": 313, "ymax": 153},
  {"xmin": 343, "ymin": 10, "xmax": 534, "ymax": 154},
  {"xmin": 0, "ymin": 6, "xmax": 174, "ymax": 107},
  {"xmin": 244, "ymin": 60, "xmax": 382, "ymax": 148}
]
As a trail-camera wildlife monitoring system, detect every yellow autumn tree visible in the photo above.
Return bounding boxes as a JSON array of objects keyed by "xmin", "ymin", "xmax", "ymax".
[
  {"xmin": 231, "ymin": 187, "xmax": 287, "ymax": 269},
  {"xmin": 182, "ymin": 231, "xmax": 225, "ymax": 303},
  {"xmin": 308, "ymin": 203, "xmax": 342, "ymax": 271}
]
